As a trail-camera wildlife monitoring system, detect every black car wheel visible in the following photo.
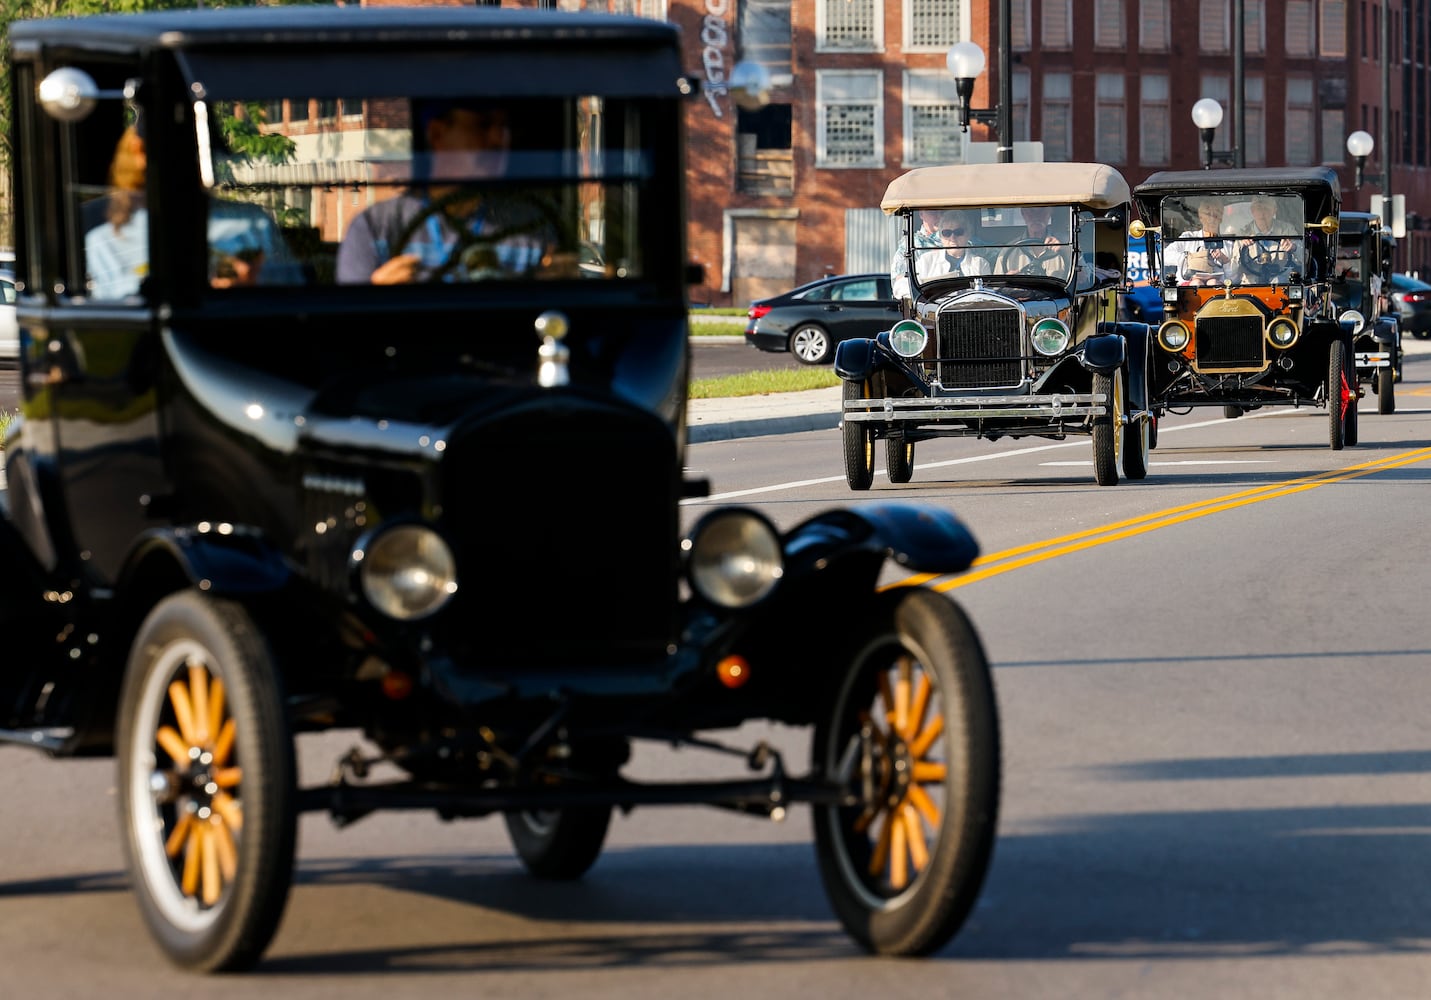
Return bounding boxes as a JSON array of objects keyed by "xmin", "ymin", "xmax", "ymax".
[
  {"xmin": 811, "ymin": 589, "xmax": 999, "ymax": 957},
  {"xmin": 1377, "ymin": 365, "xmax": 1395, "ymax": 414},
  {"xmin": 504, "ymin": 807, "xmax": 613, "ymax": 880},
  {"xmin": 886, "ymin": 438, "xmax": 915, "ymax": 484},
  {"xmin": 1122, "ymin": 405, "xmax": 1149, "ymax": 481},
  {"xmin": 1328, "ymin": 340, "xmax": 1349, "ymax": 450},
  {"xmin": 843, "ymin": 380, "xmax": 874, "ymax": 491},
  {"xmin": 1091, "ymin": 372, "xmax": 1120, "ymax": 486},
  {"xmin": 1223, "ymin": 405, "xmax": 1243, "ymax": 419},
  {"xmin": 790, "ymin": 324, "xmax": 834, "ymax": 365},
  {"xmin": 117, "ymin": 592, "xmax": 296, "ymax": 972}
]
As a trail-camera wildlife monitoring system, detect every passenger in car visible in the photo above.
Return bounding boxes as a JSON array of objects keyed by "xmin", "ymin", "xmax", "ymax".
[
  {"xmin": 997, "ymin": 206, "xmax": 1070, "ymax": 278},
  {"xmin": 1164, "ymin": 199, "xmax": 1234, "ymax": 286},
  {"xmin": 916, "ymin": 210, "xmax": 991, "ymax": 282},
  {"xmin": 1231, "ymin": 195, "xmax": 1300, "ymax": 284}
]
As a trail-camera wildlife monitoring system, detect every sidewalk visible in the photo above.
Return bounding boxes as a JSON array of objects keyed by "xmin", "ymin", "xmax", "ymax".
[{"xmin": 688, "ymin": 385, "xmax": 842, "ymax": 443}]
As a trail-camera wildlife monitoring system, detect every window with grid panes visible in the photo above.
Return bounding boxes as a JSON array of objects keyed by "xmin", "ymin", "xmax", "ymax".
[
  {"xmin": 742, "ymin": 0, "xmax": 793, "ymax": 85},
  {"xmin": 907, "ymin": 0, "xmax": 964, "ymax": 49},
  {"xmin": 1140, "ymin": 73, "xmax": 1169, "ymax": 164},
  {"xmin": 1320, "ymin": 108, "xmax": 1345, "ymax": 163},
  {"xmin": 1042, "ymin": 0, "xmax": 1071, "ymax": 48},
  {"xmin": 1321, "ymin": 0, "xmax": 1347, "ymax": 55},
  {"xmin": 1012, "ymin": 69, "xmax": 1031, "ymax": 140},
  {"xmin": 818, "ymin": 71, "xmax": 883, "ymax": 167},
  {"xmin": 263, "ymin": 100, "xmax": 284, "ymax": 127},
  {"xmin": 1010, "ymin": 0, "xmax": 1030, "ymax": 49},
  {"xmin": 1286, "ymin": 77, "xmax": 1315, "ymax": 164},
  {"xmin": 1244, "ymin": 76, "xmax": 1265, "ymax": 163},
  {"xmin": 1042, "ymin": 72, "xmax": 1072, "ymax": 160},
  {"xmin": 1201, "ymin": 0, "xmax": 1229, "ymax": 50},
  {"xmin": 1095, "ymin": 74, "xmax": 1125, "ymax": 163},
  {"xmin": 289, "ymin": 98, "xmax": 308, "ymax": 122},
  {"xmin": 1140, "ymin": 0, "xmax": 1170, "ymax": 50},
  {"xmin": 1244, "ymin": 0, "xmax": 1264, "ymax": 52},
  {"xmin": 1095, "ymin": 0, "xmax": 1124, "ymax": 47},
  {"xmin": 904, "ymin": 71, "xmax": 964, "ymax": 166},
  {"xmin": 1285, "ymin": 0, "xmax": 1315, "ymax": 53},
  {"xmin": 821, "ymin": 0, "xmax": 878, "ymax": 50},
  {"xmin": 1201, "ymin": 74, "xmax": 1232, "ymax": 155}
]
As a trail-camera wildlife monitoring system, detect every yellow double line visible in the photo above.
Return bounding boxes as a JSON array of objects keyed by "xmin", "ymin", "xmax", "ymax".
[{"xmin": 891, "ymin": 447, "xmax": 1431, "ymax": 592}]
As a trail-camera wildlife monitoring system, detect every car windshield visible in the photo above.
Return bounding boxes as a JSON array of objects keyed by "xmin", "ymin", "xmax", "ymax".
[
  {"xmin": 204, "ymin": 95, "xmax": 655, "ymax": 288},
  {"xmin": 907, "ymin": 205, "xmax": 1082, "ymax": 287},
  {"xmin": 1334, "ymin": 239, "xmax": 1364, "ymax": 282},
  {"xmin": 1158, "ymin": 193, "xmax": 1306, "ymax": 287}
]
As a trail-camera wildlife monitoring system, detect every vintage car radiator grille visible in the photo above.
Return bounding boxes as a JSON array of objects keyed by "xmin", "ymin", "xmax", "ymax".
[
  {"xmin": 438, "ymin": 395, "xmax": 680, "ymax": 667},
  {"xmin": 936, "ymin": 307, "xmax": 1023, "ymax": 388},
  {"xmin": 1195, "ymin": 315, "xmax": 1265, "ymax": 370}
]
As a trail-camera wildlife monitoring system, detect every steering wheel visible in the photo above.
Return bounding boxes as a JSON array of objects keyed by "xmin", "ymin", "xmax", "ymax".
[
  {"xmin": 997, "ymin": 238, "xmax": 1051, "ymax": 275},
  {"xmin": 390, "ymin": 187, "xmax": 563, "ymax": 282}
]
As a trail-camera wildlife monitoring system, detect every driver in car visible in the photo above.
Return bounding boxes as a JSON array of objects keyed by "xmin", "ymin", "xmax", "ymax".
[
  {"xmin": 336, "ymin": 100, "xmax": 548, "ymax": 284},
  {"xmin": 998, "ymin": 206, "xmax": 1069, "ymax": 278}
]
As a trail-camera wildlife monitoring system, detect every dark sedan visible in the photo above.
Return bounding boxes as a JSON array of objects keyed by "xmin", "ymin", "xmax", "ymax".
[
  {"xmin": 1389, "ymin": 272, "xmax": 1431, "ymax": 339},
  {"xmin": 745, "ymin": 272, "xmax": 900, "ymax": 365}
]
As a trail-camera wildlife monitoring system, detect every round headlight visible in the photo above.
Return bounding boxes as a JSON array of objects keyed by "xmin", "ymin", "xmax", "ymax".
[
  {"xmin": 1030, "ymin": 317, "xmax": 1071, "ymax": 356},
  {"xmin": 356, "ymin": 525, "xmax": 458, "ymax": 620},
  {"xmin": 684, "ymin": 508, "xmax": 783, "ymax": 608},
  {"xmin": 1158, "ymin": 319, "xmax": 1191, "ymax": 351},
  {"xmin": 1339, "ymin": 309, "xmax": 1365, "ymax": 335},
  {"xmin": 888, "ymin": 319, "xmax": 928, "ymax": 358},
  {"xmin": 1268, "ymin": 317, "xmax": 1300, "ymax": 347}
]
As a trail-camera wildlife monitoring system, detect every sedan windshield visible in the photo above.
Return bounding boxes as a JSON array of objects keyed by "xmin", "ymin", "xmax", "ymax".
[
  {"xmin": 204, "ymin": 95, "xmax": 656, "ymax": 289},
  {"xmin": 1158, "ymin": 193, "xmax": 1306, "ymax": 287}
]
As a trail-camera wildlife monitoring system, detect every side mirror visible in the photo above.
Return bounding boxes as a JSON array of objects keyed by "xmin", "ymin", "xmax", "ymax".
[
  {"xmin": 1128, "ymin": 219, "xmax": 1147, "ymax": 239},
  {"xmin": 1307, "ymin": 215, "xmax": 1340, "ymax": 235}
]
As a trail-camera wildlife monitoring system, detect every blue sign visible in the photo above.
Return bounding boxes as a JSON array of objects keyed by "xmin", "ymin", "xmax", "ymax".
[{"xmin": 1124, "ymin": 233, "xmax": 1162, "ymax": 323}]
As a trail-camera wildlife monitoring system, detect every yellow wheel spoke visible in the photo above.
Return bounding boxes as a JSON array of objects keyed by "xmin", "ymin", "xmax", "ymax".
[
  {"xmin": 867, "ymin": 811, "xmax": 893, "ymax": 877},
  {"xmin": 168, "ymin": 680, "xmax": 197, "ymax": 746},
  {"xmin": 164, "ymin": 813, "xmax": 193, "ymax": 859},
  {"xmin": 905, "ymin": 672, "xmax": 932, "ymax": 743},
  {"xmin": 892, "ymin": 657, "xmax": 911, "ymax": 737},
  {"xmin": 181, "ymin": 827, "xmax": 202, "ymax": 898},
  {"xmin": 212, "ymin": 718, "xmax": 236, "ymax": 768},
  {"xmin": 156, "ymin": 726, "xmax": 190, "ymax": 766},
  {"xmin": 212, "ymin": 792, "xmax": 243, "ymax": 832},
  {"xmin": 207, "ymin": 678, "xmax": 226, "ymax": 752},
  {"xmin": 212, "ymin": 817, "xmax": 238, "ymax": 882},
  {"xmin": 909, "ymin": 713, "xmax": 945, "ymax": 759},
  {"xmin": 213, "ymin": 766, "xmax": 242, "ymax": 789},
  {"xmin": 907, "ymin": 781, "xmax": 942, "ymax": 829},
  {"xmin": 877, "ymin": 672, "xmax": 896, "ymax": 734},
  {"xmin": 187, "ymin": 660, "xmax": 210, "ymax": 746},
  {"xmin": 912, "ymin": 761, "xmax": 947, "ymax": 784},
  {"xmin": 852, "ymin": 807, "xmax": 879, "ymax": 835},
  {"xmin": 902, "ymin": 803, "xmax": 929, "ymax": 873},
  {"xmin": 889, "ymin": 811, "xmax": 909, "ymax": 890},
  {"xmin": 200, "ymin": 823, "xmax": 221, "ymax": 906}
]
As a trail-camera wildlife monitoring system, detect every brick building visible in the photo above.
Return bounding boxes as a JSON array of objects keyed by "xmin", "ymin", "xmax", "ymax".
[{"xmin": 669, "ymin": 0, "xmax": 1431, "ymax": 306}]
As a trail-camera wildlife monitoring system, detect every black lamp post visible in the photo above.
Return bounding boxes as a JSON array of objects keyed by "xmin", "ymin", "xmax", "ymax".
[
  {"xmin": 945, "ymin": 29, "xmax": 1011, "ymax": 164},
  {"xmin": 1191, "ymin": 98, "xmax": 1236, "ymax": 169},
  {"xmin": 1346, "ymin": 130, "xmax": 1382, "ymax": 191}
]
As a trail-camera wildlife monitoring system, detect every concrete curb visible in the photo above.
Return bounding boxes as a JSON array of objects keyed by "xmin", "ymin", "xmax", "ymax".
[{"xmin": 688, "ymin": 409, "xmax": 841, "ymax": 443}]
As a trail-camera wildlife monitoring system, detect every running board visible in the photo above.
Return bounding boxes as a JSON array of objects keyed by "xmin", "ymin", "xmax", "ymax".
[{"xmin": 0, "ymin": 727, "xmax": 73, "ymax": 753}]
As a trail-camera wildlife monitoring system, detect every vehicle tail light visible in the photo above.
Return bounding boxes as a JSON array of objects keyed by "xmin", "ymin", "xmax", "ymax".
[
  {"xmin": 1403, "ymin": 292, "xmax": 1431, "ymax": 303},
  {"xmin": 747, "ymin": 304, "xmax": 772, "ymax": 321}
]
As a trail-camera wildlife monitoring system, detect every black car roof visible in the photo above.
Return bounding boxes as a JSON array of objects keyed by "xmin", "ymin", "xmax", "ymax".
[
  {"xmin": 1337, "ymin": 211, "xmax": 1381, "ymax": 237},
  {"xmin": 7, "ymin": 5, "xmax": 677, "ymax": 52},
  {"xmin": 1133, "ymin": 167, "xmax": 1340, "ymax": 219}
]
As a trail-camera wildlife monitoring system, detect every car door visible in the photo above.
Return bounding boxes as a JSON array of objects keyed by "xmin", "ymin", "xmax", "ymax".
[{"xmin": 826, "ymin": 276, "xmax": 901, "ymax": 342}]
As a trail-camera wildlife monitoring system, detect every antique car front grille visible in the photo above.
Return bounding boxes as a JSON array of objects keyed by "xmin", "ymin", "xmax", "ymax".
[
  {"xmin": 1195, "ymin": 315, "xmax": 1265, "ymax": 371},
  {"xmin": 437, "ymin": 394, "xmax": 680, "ymax": 668},
  {"xmin": 936, "ymin": 307, "xmax": 1023, "ymax": 388}
]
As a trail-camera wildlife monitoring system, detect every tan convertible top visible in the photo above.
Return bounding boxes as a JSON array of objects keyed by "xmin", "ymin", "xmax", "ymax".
[{"xmin": 881, "ymin": 161, "xmax": 1131, "ymax": 214}]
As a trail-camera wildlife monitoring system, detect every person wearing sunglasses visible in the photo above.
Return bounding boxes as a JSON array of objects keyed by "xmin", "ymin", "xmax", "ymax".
[{"xmin": 916, "ymin": 210, "xmax": 990, "ymax": 283}]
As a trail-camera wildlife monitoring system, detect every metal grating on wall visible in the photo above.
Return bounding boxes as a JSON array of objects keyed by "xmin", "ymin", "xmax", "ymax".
[{"xmin": 845, "ymin": 208, "xmax": 899, "ymax": 276}]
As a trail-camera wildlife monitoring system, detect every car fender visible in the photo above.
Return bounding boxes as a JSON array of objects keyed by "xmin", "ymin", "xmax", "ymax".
[
  {"xmin": 1077, "ymin": 330, "xmax": 1126, "ymax": 375},
  {"xmin": 782, "ymin": 502, "xmax": 979, "ymax": 582},
  {"xmin": 1372, "ymin": 316, "xmax": 1398, "ymax": 346},
  {"xmin": 834, "ymin": 337, "xmax": 879, "ymax": 381},
  {"xmin": 1098, "ymin": 321, "xmax": 1151, "ymax": 411},
  {"xmin": 120, "ymin": 527, "xmax": 293, "ymax": 599}
]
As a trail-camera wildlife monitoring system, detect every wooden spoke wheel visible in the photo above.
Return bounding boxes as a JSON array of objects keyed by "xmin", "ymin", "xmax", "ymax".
[
  {"xmin": 1091, "ymin": 372, "xmax": 1121, "ymax": 486},
  {"xmin": 117, "ymin": 592, "xmax": 296, "ymax": 972},
  {"xmin": 812, "ymin": 589, "xmax": 1000, "ymax": 956},
  {"xmin": 842, "ymin": 380, "xmax": 875, "ymax": 491}
]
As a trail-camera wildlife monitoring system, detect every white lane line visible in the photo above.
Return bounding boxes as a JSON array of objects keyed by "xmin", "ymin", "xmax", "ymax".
[
  {"xmin": 1042, "ymin": 459, "xmax": 1277, "ymax": 467},
  {"xmin": 687, "ymin": 410, "xmax": 1284, "ymax": 503}
]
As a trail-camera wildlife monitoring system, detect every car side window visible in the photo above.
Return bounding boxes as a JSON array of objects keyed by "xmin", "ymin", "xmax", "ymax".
[{"xmin": 835, "ymin": 279, "xmax": 879, "ymax": 301}]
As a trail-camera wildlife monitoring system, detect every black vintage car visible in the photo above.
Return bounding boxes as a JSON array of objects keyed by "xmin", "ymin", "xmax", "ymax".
[
  {"xmin": 1333, "ymin": 211, "xmax": 1401, "ymax": 413},
  {"xmin": 0, "ymin": 7, "xmax": 999, "ymax": 972},
  {"xmin": 1131, "ymin": 168, "xmax": 1357, "ymax": 448},
  {"xmin": 837, "ymin": 162, "xmax": 1153, "ymax": 489}
]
